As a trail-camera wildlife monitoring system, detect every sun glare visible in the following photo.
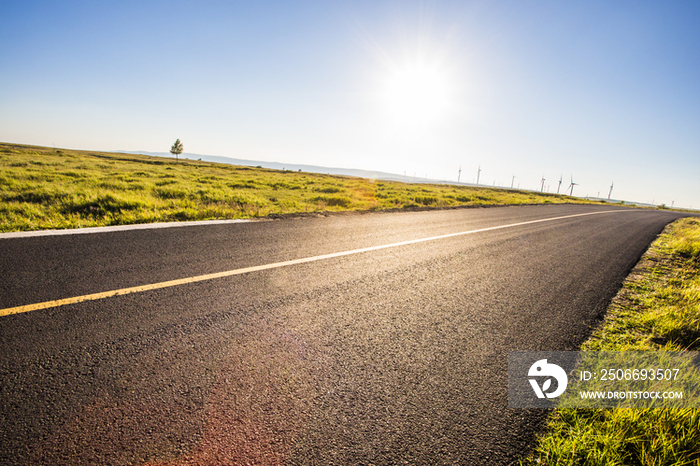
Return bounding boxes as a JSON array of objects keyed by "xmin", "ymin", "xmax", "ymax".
[{"xmin": 379, "ymin": 61, "xmax": 453, "ymax": 127}]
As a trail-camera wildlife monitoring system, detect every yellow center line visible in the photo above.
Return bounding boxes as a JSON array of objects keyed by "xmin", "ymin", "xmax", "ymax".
[{"xmin": 0, "ymin": 210, "xmax": 623, "ymax": 317}]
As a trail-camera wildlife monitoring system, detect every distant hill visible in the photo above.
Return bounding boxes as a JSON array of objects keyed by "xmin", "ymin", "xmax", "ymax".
[
  {"xmin": 118, "ymin": 151, "xmax": 676, "ymax": 209},
  {"xmin": 119, "ymin": 151, "xmax": 458, "ymax": 186}
]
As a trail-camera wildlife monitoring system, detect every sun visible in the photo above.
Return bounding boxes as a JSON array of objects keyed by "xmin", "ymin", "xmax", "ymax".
[{"xmin": 379, "ymin": 60, "xmax": 453, "ymax": 127}]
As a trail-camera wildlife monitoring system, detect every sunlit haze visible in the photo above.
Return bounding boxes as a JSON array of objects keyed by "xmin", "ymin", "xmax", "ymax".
[
  {"xmin": 1, "ymin": 1, "xmax": 699, "ymax": 208},
  {"xmin": 378, "ymin": 58, "xmax": 455, "ymax": 127}
]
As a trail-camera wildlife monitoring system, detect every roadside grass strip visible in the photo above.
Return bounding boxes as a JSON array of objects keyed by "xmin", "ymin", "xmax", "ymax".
[
  {"xmin": 522, "ymin": 217, "xmax": 700, "ymax": 466},
  {"xmin": 0, "ymin": 142, "xmax": 599, "ymax": 232}
]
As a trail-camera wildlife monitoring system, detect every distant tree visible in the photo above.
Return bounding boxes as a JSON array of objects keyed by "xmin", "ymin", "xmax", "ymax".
[{"xmin": 170, "ymin": 139, "xmax": 183, "ymax": 162}]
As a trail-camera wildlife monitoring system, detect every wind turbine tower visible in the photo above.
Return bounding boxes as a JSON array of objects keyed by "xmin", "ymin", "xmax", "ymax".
[
  {"xmin": 568, "ymin": 175, "xmax": 579, "ymax": 196},
  {"xmin": 458, "ymin": 166, "xmax": 462, "ymax": 183},
  {"xmin": 557, "ymin": 175, "xmax": 563, "ymax": 194},
  {"xmin": 476, "ymin": 164, "xmax": 481, "ymax": 185},
  {"xmin": 540, "ymin": 176, "xmax": 546, "ymax": 192},
  {"xmin": 608, "ymin": 182, "xmax": 614, "ymax": 200}
]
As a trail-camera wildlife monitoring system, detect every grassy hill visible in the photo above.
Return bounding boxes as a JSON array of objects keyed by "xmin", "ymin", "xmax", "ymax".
[{"xmin": 0, "ymin": 142, "xmax": 597, "ymax": 232}]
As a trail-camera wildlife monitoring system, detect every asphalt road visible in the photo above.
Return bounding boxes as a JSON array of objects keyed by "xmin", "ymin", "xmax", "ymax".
[{"xmin": 0, "ymin": 205, "xmax": 688, "ymax": 465}]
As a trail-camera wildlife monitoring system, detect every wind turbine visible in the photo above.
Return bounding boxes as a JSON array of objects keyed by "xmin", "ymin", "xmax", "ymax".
[
  {"xmin": 458, "ymin": 165, "xmax": 462, "ymax": 183},
  {"xmin": 556, "ymin": 175, "xmax": 563, "ymax": 194},
  {"xmin": 540, "ymin": 176, "xmax": 546, "ymax": 192},
  {"xmin": 567, "ymin": 175, "xmax": 578, "ymax": 196},
  {"xmin": 476, "ymin": 164, "xmax": 481, "ymax": 185},
  {"xmin": 608, "ymin": 181, "xmax": 614, "ymax": 200}
]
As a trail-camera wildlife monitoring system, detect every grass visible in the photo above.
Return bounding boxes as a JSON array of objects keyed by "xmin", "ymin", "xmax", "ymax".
[
  {"xmin": 523, "ymin": 217, "xmax": 700, "ymax": 466},
  {"xmin": 0, "ymin": 142, "xmax": 598, "ymax": 232}
]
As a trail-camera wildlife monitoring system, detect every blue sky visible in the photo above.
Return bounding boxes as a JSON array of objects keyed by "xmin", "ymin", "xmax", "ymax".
[{"xmin": 2, "ymin": 1, "xmax": 699, "ymax": 207}]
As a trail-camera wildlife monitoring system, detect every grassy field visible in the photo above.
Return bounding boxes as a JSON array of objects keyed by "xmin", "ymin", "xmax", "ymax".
[
  {"xmin": 0, "ymin": 142, "xmax": 598, "ymax": 232},
  {"xmin": 523, "ymin": 217, "xmax": 700, "ymax": 465}
]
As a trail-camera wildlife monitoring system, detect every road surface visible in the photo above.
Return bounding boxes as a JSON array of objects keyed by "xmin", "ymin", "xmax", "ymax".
[{"xmin": 0, "ymin": 205, "xmax": 687, "ymax": 465}]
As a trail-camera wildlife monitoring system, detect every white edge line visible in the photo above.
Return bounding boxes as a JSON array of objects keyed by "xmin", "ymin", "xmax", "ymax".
[
  {"xmin": 0, "ymin": 219, "xmax": 252, "ymax": 239},
  {"xmin": 0, "ymin": 210, "xmax": 626, "ymax": 316}
]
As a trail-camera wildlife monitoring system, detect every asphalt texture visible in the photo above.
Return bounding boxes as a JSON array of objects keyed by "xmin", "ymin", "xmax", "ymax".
[{"xmin": 0, "ymin": 205, "xmax": 689, "ymax": 465}]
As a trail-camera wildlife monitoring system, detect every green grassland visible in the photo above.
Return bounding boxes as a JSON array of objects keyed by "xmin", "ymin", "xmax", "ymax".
[
  {"xmin": 0, "ymin": 142, "xmax": 596, "ymax": 232},
  {"xmin": 524, "ymin": 217, "xmax": 700, "ymax": 466}
]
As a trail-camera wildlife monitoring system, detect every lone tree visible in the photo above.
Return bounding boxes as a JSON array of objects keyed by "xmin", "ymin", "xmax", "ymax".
[{"xmin": 170, "ymin": 139, "xmax": 183, "ymax": 162}]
